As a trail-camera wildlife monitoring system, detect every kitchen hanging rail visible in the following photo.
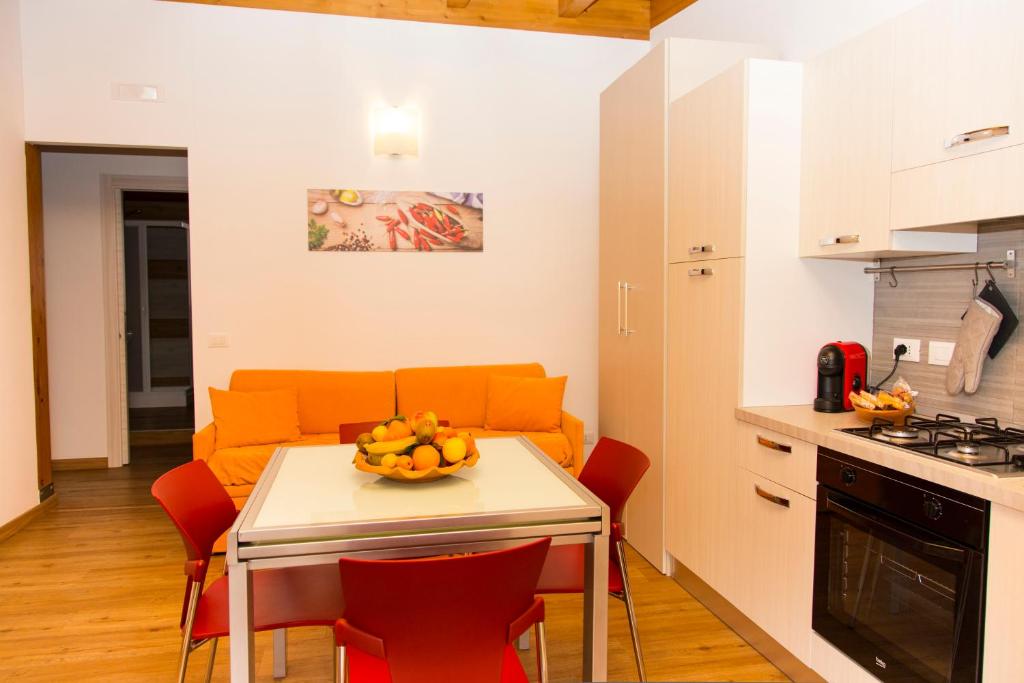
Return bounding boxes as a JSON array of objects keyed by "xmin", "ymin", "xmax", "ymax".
[{"xmin": 864, "ymin": 249, "xmax": 1016, "ymax": 285}]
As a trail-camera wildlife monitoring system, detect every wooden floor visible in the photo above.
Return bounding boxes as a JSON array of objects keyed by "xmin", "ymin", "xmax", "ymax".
[{"xmin": 0, "ymin": 446, "xmax": 787, "ymax": 682}]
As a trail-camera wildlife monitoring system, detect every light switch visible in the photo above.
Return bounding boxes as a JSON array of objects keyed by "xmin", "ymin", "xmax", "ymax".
[
  {"xmin": 929, "ymin": 340, "xmax": 956, "ymax": 366},
  {"xmin": 208, "ymin": 333, "xmax": 229, "ymax": 348},
  {"xmin": 894, "ymin": 337, "xmax": 921, "ymax": 362}
]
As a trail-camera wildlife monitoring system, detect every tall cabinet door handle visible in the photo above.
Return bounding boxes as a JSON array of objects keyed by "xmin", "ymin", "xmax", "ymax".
[
  {"xmin": 622, "ymin": 282, "xmax": 635, "ymax": 336},
  {"xmin": 754, "ymin": 484, "xmax": 790, "ymax": 508},
  {"xmin": 617, "ymin": 281, "xmax": 623, "ymax": 335},
  {"xmin": 945, "ymin": 125, "xmax": 1010, "ymax": 149},
  {"xmin": 818, "ymin": 234, "xmax": 860, "ymax": 247},
  {"xmin": 756, "ymin": 435, "xmax": 792, "ymax": 453}
]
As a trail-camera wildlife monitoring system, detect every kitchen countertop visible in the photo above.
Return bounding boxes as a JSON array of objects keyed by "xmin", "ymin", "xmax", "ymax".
[{"xmin": 736, "ymin": 405, "xmax": 1024, "ymax": 512}]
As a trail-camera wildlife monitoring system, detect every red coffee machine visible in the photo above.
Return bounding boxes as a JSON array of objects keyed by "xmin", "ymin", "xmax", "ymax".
[{"xmin": 814, "ymin": 341, "xmax": 867, "ymax": 412}]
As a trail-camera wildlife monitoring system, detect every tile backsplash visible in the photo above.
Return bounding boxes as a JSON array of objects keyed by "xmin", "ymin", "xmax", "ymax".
[{"xmin": 872, "ymin": 219, "xmax": 1024, "ymax": 425}]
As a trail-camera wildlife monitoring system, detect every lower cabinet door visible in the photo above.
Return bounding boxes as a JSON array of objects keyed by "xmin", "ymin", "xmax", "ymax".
[{"xmin": 734, "ymin": 468, "xmax": 815, "ymax": 663}]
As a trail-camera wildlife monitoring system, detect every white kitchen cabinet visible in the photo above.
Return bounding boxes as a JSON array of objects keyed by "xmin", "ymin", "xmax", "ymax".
[
  {"xmin": 732, "ymin": 469, "xmax": 816, "ymax": 664},
  {"xmin": 737, "ymin": 421, "xmax": 816, "ymax": 500},
  {"xmin": 982, "ymin": 503, "xmax": 1024, "ymax": 680}
]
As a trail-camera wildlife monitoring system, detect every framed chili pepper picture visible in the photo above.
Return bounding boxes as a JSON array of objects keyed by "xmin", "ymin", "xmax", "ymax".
[{"xmin": 306, "ymin": 189, "xmax": 484, "ymax": 252}]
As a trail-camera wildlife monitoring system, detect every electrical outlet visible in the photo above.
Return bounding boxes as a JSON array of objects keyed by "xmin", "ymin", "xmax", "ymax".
[
  {"xmin": 208, "ymin": 333, "xmax": 229, "ymax": 348},
  {"xmin": 894, "ymin": 337, "xmax": 921, "ymax": 362},
  {"xmin": 929, "ymin": 340, "xmax": 956, "ymax": 366},
  {"xmin": 584, "ymin": 431, "xmax": 595, "ymax": 445}
]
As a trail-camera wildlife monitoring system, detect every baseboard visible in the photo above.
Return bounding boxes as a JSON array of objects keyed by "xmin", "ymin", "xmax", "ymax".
[
  {"xmin": 0, "ymin": 495, "xmax": 58, "ymax": 543},
  {"xmin": 672, "ymin": 560, "xmax": 826, "ymax": 683},
  {"xmin": 52, "ymin": 457, "xmax": 108, "ymax": 471}
]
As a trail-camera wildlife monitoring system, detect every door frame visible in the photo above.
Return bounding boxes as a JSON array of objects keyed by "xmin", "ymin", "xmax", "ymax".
[{"xmin": 100, "ymin": 175, "xmax": 189, "ymax": 467}]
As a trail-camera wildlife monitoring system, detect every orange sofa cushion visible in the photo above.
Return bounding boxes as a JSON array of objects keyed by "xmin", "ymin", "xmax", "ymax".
[
  {"xmin": 230, "ymin": 369, "xmax": 395, "ymax": 434},
  {"xmin": 485, "ymin": 375, "xmax": 566, "ymax": 433},
  {"xmin": 207, "ymin": 433, "xmax": 341, "ymax": 486},
  {"xmin": 462, "ymin": 429, "xmax": 573, "ymax": 470},
  {"xmin": 395, "ymin": 363, "xmax": 546, "ymax": 428},
  {"xmin": 209, "ymin": 387, "xmax": 301, "ymax": 450}
]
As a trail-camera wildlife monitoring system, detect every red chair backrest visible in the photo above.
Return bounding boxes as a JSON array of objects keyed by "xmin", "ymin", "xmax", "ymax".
[
  {"xmin": 337, "ymin": 538, "xmax": 552, "ymax": 683},
  {"xmin": 151, "ymin": 460, "xmax": 238, "ymax": 568},
  {"xmin": 578, "ymin": 437, "xmax": 651, "ymax": 525}
]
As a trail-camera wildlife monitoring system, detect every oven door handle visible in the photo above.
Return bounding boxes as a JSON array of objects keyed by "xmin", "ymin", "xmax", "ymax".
[{"xmin": 825, "ymin": 496, "xmax": 968, "ymax": 562}]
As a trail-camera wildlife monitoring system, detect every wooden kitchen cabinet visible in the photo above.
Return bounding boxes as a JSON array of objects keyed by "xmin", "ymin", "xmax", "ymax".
[
  {"xmin": 890, "ymin": 0, "xmax": 1024, "ymax": 229},
  {"xmin": 668, "ymin": 62, "xmax": 745, "ymax": 263},
  {"xmin": 732, "ymin": 469, "xmax": 816, "ymax": 664}
]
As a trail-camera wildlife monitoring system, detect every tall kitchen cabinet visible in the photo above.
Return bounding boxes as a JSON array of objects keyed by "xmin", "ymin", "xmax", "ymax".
[
  {"xmin": 599, "ymin": 38, "xmax": 774, "ymax": 572},
  {"xmin": 663, "ymin": 59, "xmax": 873, "ymax": 610}
]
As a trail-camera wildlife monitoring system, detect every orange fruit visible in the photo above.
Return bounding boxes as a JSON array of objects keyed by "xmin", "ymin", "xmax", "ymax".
[
  {"xmin": 386, "ymin": 419, "xmax": 412, "ymax": 440},
  {"xmin": 380, "ymin": 453, "xmax": 398, "ymax": 469},
  {"xmin": 395, "ymin": 455, "xmax": 413, "ymax": 470},
  {"xmin": 411, "ymin": 445, "xmax": 440, "ymax": 471},
  {"xmin": 457, "ymin": 432, "xmax": 477, "ymax": 455},
  {"xmin": 442, "ymin": 437, "xmax": 467, "ymax": 463},
  {"xmin": 371, "ymin": 425, "xmax": 388, "ymax": 442},
  {"xmin": 433, "ymin": 432, "xmax": 449, "ymax": 448}
]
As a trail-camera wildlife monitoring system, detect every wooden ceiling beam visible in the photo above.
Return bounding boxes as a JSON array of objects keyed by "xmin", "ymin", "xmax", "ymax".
[
  {"xmin": 650, "ymin": 0, "xmax": 701, "ymax": 28},
  {"xmin": 159, "ymin": 1, "xmax": 648, "ymax": 40},
  {"xmin": 558, "ymin": 0, "xmax": 599, "ymax": 19}
]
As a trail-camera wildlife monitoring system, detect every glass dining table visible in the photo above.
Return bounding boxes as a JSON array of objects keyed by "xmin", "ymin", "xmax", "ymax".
[{"xmin": 226, "ymin": 436, "xmax": 610, "ymax": 682}]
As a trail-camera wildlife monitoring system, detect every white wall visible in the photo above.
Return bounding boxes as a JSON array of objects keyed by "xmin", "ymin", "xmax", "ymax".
[
  {"xmin": 653, "ymin": 0, "xmax": 928, "ymax": 60},
  {"xmin": 41, "ymin": 153, "xmax": 188, "ymax": 461},
  {"xmin": 0, "ymin": 0, "xmax": 40, "ymax": 525},
  {"xmin": 20, "ymin": 0, "xmax": 649, "ymax": 431}
]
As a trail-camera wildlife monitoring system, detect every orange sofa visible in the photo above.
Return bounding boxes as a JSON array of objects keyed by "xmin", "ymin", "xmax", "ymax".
[{"xmin": 193, "ymin": 364, "xmax": 584, "ymax": 515}]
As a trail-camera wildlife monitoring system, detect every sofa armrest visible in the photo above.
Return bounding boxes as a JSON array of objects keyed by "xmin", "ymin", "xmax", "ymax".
[
  {"xmin": 560, "ymin": 411, "xmax": 584, "ymax": 477},
  {"xmin": 193, "ymin": 422, "xmax": 216, "ymax": 462}
]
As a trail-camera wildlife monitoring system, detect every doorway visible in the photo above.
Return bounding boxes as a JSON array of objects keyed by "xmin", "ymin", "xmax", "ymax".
[{"xmin": 122, "ymin": 191, "xmax": 195, "ymax": 446}]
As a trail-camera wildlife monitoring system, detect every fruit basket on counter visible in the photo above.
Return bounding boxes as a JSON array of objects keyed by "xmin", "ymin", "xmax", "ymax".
[
  {"xmin": 353, "ymin": 411, "xmax": 480, "ymax": 483},
  {"xmin": 849, "ymin": 378, "xmax": 916, "ymax": 425}
]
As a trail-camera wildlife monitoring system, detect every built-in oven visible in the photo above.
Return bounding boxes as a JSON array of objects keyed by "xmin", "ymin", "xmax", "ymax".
[{"xmin": 812, "ymin": 447, "xmax": 989, "ymax": 682}]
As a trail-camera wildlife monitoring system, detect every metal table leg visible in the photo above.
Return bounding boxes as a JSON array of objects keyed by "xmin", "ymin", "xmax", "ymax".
[
  {"xmin": 583, "ymin": 532, "xmax": 609, "ymax": 682},
  {"xmin": 228, "ymin": 560, "xmax": 255, "ymax": 682}
]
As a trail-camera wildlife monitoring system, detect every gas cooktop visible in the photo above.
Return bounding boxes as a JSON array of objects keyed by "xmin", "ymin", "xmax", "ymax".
[{"xmin": 840, "ymin": 413, "xmax": 1024, "ymax": 478}]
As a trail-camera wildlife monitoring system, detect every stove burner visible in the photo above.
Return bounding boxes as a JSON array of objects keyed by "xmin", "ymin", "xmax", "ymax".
[
  {"xmin": 882, "ymin": 425, "xmax": 920, "ymax": 439},
  {"xmin": 956, "ymin": 441, "xmax": 982, "ymax": 456}
]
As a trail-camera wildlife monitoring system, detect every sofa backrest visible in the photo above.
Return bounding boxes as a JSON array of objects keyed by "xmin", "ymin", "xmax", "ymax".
[
  {"xmin": 395, "ymin": 363, "xmax": 546, "ymax": 428},
  {"xmin": 229, "ymin": 369, "xmax": 395, "ymax": 435}
]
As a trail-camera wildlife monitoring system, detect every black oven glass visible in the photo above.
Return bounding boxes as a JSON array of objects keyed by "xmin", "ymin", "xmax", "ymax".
[{"xmin": 813, "ymin": 490, "xmax": 985, "ymax": 682}]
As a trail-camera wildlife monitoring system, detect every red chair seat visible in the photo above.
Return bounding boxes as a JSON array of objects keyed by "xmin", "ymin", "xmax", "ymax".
[
  {"xmin": 346, "ymin": 644, "xmax": 528, "ymax": 683},
  {"xmin": 535, "ymin": 543, "xmax": 624, "ymax": 594},
  {"xmin": 192, "ymin": 562, "xmax": 344, "ymax": 639}
]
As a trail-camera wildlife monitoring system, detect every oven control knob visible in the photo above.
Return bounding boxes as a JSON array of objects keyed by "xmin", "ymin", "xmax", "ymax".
[
  {"xmin": 840, "ymin": 467, "xmax": 857, "ymax": 486},
  {"xmin": 923, "ymin": 497, "xmax": 943, "ymax": 520}
]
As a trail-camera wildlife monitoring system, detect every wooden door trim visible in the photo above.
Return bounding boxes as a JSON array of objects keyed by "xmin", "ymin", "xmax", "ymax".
[
  {"xmin": 25, "ymin": 143, "xmax": 52, "ymax": 500},
  {"xmin": 100, "ymin": 175, "xmax": 189, "ymax": 467}
]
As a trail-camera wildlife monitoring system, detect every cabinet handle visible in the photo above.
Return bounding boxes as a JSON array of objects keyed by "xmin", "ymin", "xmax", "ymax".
[
  {"xmin": 688, "ymin": 244, "xmax": 715, "ymax": 255},
  {"xmin": 755, "ymin": 484, "xmax": 790, "ymax": 508},
  {"xmin": 687, "ymin": 267, "xmax": 714, "ymax": 277},
  {"xmin": 945, "ymin": 125, "xmax": 1010, "ymax": 149},
  {"xmin": 616, "ymin": 281, "xmax": 623, "ymax": 336},
  {"xmin": 756, "ymin": 435, "xmax": 792, "ymax": 454},
  {"xmin": 818, "ymin": 234, "xmax": 860, "ymax": 247},
  {"xmin": 622, "ymin": 282, "xmax": 635, "ymax": 336}
]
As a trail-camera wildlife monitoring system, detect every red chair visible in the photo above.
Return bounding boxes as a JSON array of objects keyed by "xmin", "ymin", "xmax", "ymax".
[
  {"xmin": 152, "ymin": 460, "xmax": 345, "ymax": 683},
  {"xmin": 334, "ymin": 538, "xmax": 552, "ymax": 683},
  {"xmin": 534, "ymin": 437, "xmax": 651, "ymax": 680}
]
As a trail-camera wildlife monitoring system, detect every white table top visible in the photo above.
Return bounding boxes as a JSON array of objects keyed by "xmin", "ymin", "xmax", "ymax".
[{"xmin": 247, "ymin": 437, "xmax": 594, "ymax": 535}]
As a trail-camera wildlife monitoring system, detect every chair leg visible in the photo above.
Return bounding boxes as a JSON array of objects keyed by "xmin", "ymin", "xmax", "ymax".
[
  {"xmin": 205, "ymin": 638, "xmax": 219, "ymax": 683},
  {"xmin": 333, "ymin": 645, "xmax": 346, "ymax": 683},
  {"xmin": 534, "ymin": 621, "xmax": 549, "ymax": 683},
  {"xmin": 272, "ymin": 628, "xmax": 287, "ymax": 679},
  {"xmin": 616, "ymin": 540, "xmax": 646, "ymax": 682},
  {"xmin": 516, "ymin": 631, "xmax": 531, "ymax": 651},
  {"xmin": 178, "ymin": 582, "xmax": 202, "ymax": 683}
]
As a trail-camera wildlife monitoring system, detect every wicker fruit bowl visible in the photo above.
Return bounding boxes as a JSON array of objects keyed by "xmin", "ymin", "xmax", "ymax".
[
  {"xmin": 352, "ymin": 412, "xmax": 480, "ymax": 484},
  {"xmin": 852, "ymin": 403, "xmax": 915, "ymax": 425}
]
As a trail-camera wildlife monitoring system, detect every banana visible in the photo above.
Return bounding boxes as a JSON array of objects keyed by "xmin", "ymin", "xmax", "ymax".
[{"xmin": 364, "ymin": 436, "xmax": 417, "ymax": 456}]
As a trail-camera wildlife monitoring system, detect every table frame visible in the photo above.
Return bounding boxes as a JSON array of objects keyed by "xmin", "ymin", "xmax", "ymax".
[{"xmin": 227, "ymin": 436, "xmax": 609, "ymax": 682}]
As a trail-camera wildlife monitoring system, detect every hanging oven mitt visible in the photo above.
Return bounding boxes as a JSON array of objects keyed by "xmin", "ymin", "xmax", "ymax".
[
  {"xmin": 978, "ymin": 279, "xmax": 1019, "ymax": 358},
  {"xmin": 946, "ymin": 298, "xmax": 1003, "ymax": 395}
]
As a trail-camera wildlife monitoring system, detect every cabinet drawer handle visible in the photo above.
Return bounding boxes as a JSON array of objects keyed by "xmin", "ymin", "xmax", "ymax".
[
  {"xmin": 945, "ymin": 125, "xmax": 1010, "ymax": 149},
  {"xmin": 688, "ymin": 244, "xmax": 715, "ymax": 255},
  {"xmin": 687, "ymin": 267, "xmax": 714, "ymax": 277},
  {"xmin": 621, "ymin": 282, "xmax": 635, "ymax": 336},
  {"xmin": 818, "ymin": 234, "xmax": 860, "ymax": 247},
  {"xmin": 755, "ymin": 484, "xmax": 790, "ymax": 508},
  {"xmin": 756, "ymin": 435, "xmax": 792, "ymax": 454}
]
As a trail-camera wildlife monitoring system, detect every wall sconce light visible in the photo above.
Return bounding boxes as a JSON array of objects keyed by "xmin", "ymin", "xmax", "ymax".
[{"xmin": 372, "ymin": 106, "xmax": 420, "ymax": 157}]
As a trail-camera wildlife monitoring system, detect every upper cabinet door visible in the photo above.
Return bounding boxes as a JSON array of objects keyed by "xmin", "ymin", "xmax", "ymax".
[
  {"xmin": 668, "ymin": 62, "xmax": 745, "ymax": 263},
  {"xmin": 892, "ymin": 0, "xmax": 1024, "ymax": 172},
  {"xmin": 799, "ymin": 22, "xmax": 896, "ymax": 257}
]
